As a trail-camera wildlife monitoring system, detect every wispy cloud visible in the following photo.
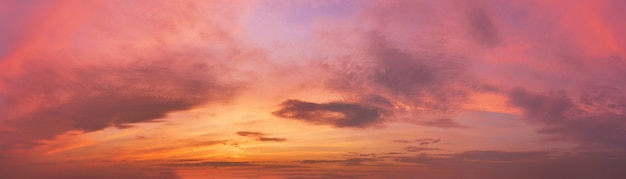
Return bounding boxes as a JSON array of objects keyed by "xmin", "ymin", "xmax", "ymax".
[
  {"xmin": 405, "ymin": 147, "xmax": 443, "ymax": 152},
  {"xmin": 236, "ymin": 131, "xmax": 287, "ymax": 142}
]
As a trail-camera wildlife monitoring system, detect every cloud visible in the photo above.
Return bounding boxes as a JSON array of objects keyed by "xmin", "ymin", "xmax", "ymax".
[
  {"xmin": 272, "ymin": 99, "xmax": 386, "ymax": 128},
  {"xmin": 395, "ymin": 150, "xmax": 626, "ymax": 179},
  {"xmin": 414, "ymin": 138, "xmax": 437, "ymax": 142},
  {"xmin": 367, "ymin": 32, "xmax": 458, "ymax": 96},
  {"xmin": 298, "ymin": 158, "xmax": 378, "ymax": 166},
  {"xmin": 236, "ymin": 131, "xmax": 265, "ymax": 138},
  {"xmin": 405, "ymin": 146, "xmax": 443, "ymax": 152},
  {"xmin": 314, "ymin": 29, "xmax": 473, "ymax": 128},
  {"xmin": 303, "ymin": 0, "xmax": 623, "ymax": 131},
  {"xmin": 384, "ymin": 152, "xmax": 405, "ymax": 155},
  {"xmin": 454, "ymin": 150, "xmax": 551, "ymax": 162},
  {"xmin": 0, "ymin": 54, "xmax": 239, "ymax": 148},
  {"xmin": 0, "ymin": 160, "xmax": 181, "ymax": 179},
  {"xmin": 0, "ymin": 0, "xmax": 254, "ymax": 150},
  {"xmin": 258, "ymin": 137, "xmax": 287, "ymax": 142},
  {"xmin": 270, "ymin": 29, "xmax": 479, "ymax": 129},
  {"xmin": 165, "ymin": 161, "xmax": 255, "ymax": 167},
  {"xmin": 394, "ymin": 138, "xmax": 441, "ymax": 145},
  {"xmin": 507, "ymin": 88, "xmax": 626, "ymax": 149},
  {"xmin": 415, "ymin": 118, "xmax": 468, "ymax": 129},
  {"xmin": 395, "ymin": 150, "xmax": 553, "ymax": 164},
  {"xmin": 236, "ymin": 131, "xmax": 287, "ymax": 142},
  {"xmin": 341, "ymin": 31, "xmax": 468, "ymax": 105},
  {"xmin": 270, "ymin": 1, "xmax": 508, "ymax": 129},
  {"xmin": 464, "ymin": 2, "xmax": 500, "ymax": 47},
  {"xmin": 392, "ymin": 140, "xmax": 411, "ymax": 143}
]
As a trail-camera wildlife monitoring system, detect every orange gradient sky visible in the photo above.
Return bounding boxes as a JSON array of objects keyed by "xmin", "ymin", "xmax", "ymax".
[{"xmin": 1, "ymin": 0, "xmax": 626, "ymax": 178}]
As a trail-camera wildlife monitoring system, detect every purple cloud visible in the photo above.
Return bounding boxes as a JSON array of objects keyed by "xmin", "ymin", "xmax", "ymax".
[
  {"xmin": 508, "ymin": 88, "xmax": 626, "ymax": 149},
  {"xmin": 272, "ymin": 99, "xmax": 387, "ymax": 128}
]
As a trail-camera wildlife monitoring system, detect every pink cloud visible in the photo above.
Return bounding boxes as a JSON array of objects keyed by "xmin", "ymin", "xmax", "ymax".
[
  {"xmin": 1, "ymin": 0, "xmax": 626, "ymax": 178},
  {"xmin": 0, "ymin": 0, "xmax": 255, "ymax": 149}
]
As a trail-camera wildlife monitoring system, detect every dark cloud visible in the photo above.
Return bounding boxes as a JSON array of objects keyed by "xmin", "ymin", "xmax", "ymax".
[
  {"xmin": 405, "ymin": 146, "xmax": 443, "ymax": 152},
  {"xmin": 370, "ymin": 42, "xmax": 443, "ymax": 95},
  {"xmin": 384, "ymin": 152, "xmax": 405, "ymax": 155},
  {"xmin": 454, "ymin": 150, "xmax": 551, "ymax": 161},
  {"xmin": 356, "ymin": 94, "xmax": 394, "ymax": 109},
  {"xmin": 394, "ymin": 138, "xmax": 441, "ymax": 145},
  {"xmin": 298, "ymin": 158, "xmax": 378, "ymax": 166},
  {"xmin": 366, "ymin": 31, "xmax": 468, "ymax": 106},
  {"xmin": 414, "ymin": 138, "xmax": 437, "ymax": 142},
  {"xmin": 236, "ymin": 131, "xmax": 287, "ymax": 142},
  {"xmin": 298, "ymin": 160, "xmax": 341, "ymax": 164},
  {"xmin": 415, "ymin": 118, "xmax": 468, "ymax": 129},
  {"xmin": 339, "ymin": 152, "xmax": 413, "ymax": 160},
  {"xmin": 272, "ymin": 99, "xmax": 386, "ymax": 128},
  {"xmin": 319, "ymin": 31, "xmax": 470, "ymax": 128},
  {"xmin": 165, "ymin": 161, "xmax": 254, "ymax": 167},
  {"xmin": 508, "ymin": 88, "xmax": 626, "ymax": 149},
  {"xmin": 236, "ymin": 131, "xmax": 265, "ymax": 138},
  {"xmin": 152, "ymin": 151, "xmax": 626, "ymax": 179},
  {"xmin": 395, "ymin": 151, "xmax": 626, "ymax": 179},
  {"xmin": 465, "ymin": 3, "xmax": 500, "ymax": 47},
  {"xmin": 341, "ymin": 152, "xmax": 377, "ymax": 158},
  {"xmin": 258, "ymin": 137, "xmax": 287, "ymax": 142},
  {"xmin": 508, "ymin": 89, "xmax": 575, "ymax": 124},
  {"xmin": 579, "ymin": 84, "xmax": 626, "ymax": 114},
  {"xmin": 0, "ymin": 160, "xmax": 180, "ymax": 179},
  {"xmin": 392, "ymin": 140, "xmax": 411, "ymax": 143},
  {"xmin": 166, "ymin": 159, "xmax": 204, "ymax": 163},
  {"xmin": 0, "ymin": 50, "xmax": 239, "ymax": 148}
]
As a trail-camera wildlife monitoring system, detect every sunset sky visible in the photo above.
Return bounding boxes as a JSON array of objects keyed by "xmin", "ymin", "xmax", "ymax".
[{"xmin": 1, "ymin": 0, "xmax": 626, "ymax": 178}]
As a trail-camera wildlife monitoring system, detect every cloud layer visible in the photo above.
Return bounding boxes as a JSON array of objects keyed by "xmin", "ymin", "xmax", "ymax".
[{"xmin": 1, "ymin": 0, "xmax": 626, "ymax": 178}]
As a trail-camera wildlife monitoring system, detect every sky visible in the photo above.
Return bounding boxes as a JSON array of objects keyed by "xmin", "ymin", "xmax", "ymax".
[{"xmin": 1, "ymin": 0, "xmax": 626, "ymax": 178}]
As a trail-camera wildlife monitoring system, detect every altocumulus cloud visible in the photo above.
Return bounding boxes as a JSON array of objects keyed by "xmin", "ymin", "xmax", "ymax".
[{"xmin": 508, "ymin": 87, "xmax": 626, "ymax": 149}]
